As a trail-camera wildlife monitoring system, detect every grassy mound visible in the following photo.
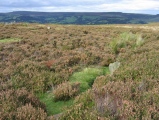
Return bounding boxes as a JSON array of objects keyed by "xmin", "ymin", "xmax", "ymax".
[
  {"xmin": 70, "ymin": 67, "xmax": 109, "ymax": 92},
  {"xmin": 37, "ymin": 67, "xmax": 109, "ymax": 115}
]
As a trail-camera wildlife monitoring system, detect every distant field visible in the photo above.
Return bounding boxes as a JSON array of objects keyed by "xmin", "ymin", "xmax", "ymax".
[{"xmin": 1, "ymin": 11, "xmax": 159, "ymax": 24}]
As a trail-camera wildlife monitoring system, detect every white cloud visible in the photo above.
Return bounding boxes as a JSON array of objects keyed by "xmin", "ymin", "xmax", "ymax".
[
  {"xmin": 94, "ymin": 0, "xmax": 159, "ymax": 13},
  {"xmin": 0, "ymin": 0, "xmax": 159, "ymax": 14},
  {"xmin": 38, "ymin": 0, "xmax": 159, "ymax": 13}
]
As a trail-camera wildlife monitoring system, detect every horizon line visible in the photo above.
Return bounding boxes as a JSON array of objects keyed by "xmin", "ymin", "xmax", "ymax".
[{"xmin": 0, "ymin": 11, "xmax": 158, "ymax": 15}]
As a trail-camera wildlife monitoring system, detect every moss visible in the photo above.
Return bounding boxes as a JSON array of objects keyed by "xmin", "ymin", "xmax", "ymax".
[
  {"xmin": 0, "ymin": 38, "xmax": 20, "ymax": 43},
  {"xmin": 70, "ymin": 67, "xmax": 109, "ymax": 92},
  {"xmin": 37, "ymin": 92, "xmax": 74, "ymax": 115}
]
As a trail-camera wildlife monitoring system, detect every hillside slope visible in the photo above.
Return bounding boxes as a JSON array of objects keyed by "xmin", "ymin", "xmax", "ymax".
[{"xmin": 0, "ymin": 11, "xmax": 159, "ymax": 24}]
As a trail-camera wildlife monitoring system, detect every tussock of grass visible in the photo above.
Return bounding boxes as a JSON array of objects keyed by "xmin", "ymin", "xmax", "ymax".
[
  {"xmin": 110, "ymin": 32, "xmax": 144, "ymax": 54},
  {"xmin": 136, "ymin": 34, "xmax": 144, "ymax": 46}
]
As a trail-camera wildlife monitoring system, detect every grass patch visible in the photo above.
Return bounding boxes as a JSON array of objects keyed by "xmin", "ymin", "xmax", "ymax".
[
  {"xmin": 0, "ymin": 38, "xmax": 20, "ymax": 43},
  {"xmin": 110, "ymin": 32, "xmax": 143, "ymax": 54},
  {"xmin": 38, "ymin": 67, "xmax": 109, "ymax": 115},
  {"xmin": 70, "ymin": 67, "xmax": 109, "ymax": 92},
  {"xmin": 37, "ymin": 92, "xmax": 74, "ymax": 115}
]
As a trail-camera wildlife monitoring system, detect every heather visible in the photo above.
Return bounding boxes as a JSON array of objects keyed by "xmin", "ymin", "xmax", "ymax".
[{"xmin": 0, "ymin": 23, "xmax": 159, "ymax": 119}]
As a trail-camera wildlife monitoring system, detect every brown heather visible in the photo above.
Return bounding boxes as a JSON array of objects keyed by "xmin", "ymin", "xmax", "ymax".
[
  {"xmin": 53, "ymin": 82, "xmax": 80, "ymax": 101},
  {"xmin": 16, "ymin": 103, "xmax": 47, "ymax": 120},
  {"xmin": 0, "ymin": 23, "xmax": 159, "ymax": 119},
  {"xmin": 0, "ymin": 88, "xmax": 47, "ymax": 120},
  {"xmin": 60, "ymin": 90, "xmax": 97, "ymax": 120}
]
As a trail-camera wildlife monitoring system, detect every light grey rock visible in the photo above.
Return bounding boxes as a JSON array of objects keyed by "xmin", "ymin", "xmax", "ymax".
[{"xmin": 109, "ymin": 61, "xmax": 120, "ymax": 76}]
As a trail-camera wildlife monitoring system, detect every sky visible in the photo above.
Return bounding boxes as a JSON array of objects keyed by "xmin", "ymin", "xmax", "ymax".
[{"xmin": 0, "ymin": 0, "xmax": 159, "ymax": 14}]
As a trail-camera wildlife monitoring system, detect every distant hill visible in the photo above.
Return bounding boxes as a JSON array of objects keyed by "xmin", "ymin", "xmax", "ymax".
[{"xmin": 0, "ymin": 11, "xmax": 159, "ymax": 24}]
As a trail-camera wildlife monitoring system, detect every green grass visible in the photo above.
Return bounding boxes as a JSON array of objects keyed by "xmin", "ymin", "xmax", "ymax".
[
  {"xmin": 37, "ymin": 92, "xmax": 74, "ymax": 115},
  {"xmin": 70, "ymin": 67, "xmax": 109, "ymax": 92},
  {"xmin": 110, "ymin": 32, "xmax": 143, "ymax": 54},
  {"xmin": 37, "ymin": 67, "xmax": 109, "ymax": 115},
  {"xmin": 0, "ymin": 38, "xmax": 20, "ymax": 43}
]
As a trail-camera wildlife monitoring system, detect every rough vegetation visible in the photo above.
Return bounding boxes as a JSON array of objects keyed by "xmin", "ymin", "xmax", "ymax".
[{"xmin": 0, "ymin": 22, "xmax": 159, "ymax": 120}]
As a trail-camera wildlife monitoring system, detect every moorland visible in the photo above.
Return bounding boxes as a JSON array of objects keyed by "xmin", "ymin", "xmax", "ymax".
[{"xmin": 0, "ymin": 23, "xmax": 159, "ymax": 120}]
